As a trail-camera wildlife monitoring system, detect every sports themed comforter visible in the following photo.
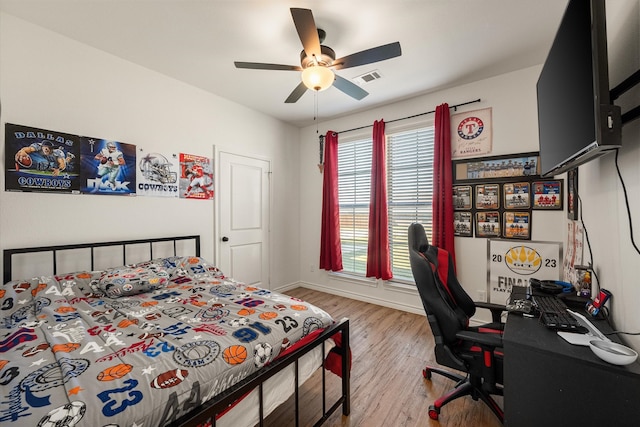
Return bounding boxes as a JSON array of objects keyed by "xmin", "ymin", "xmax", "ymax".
[{"xmin": 0, "ymin": 256, "xmax": 334, "ymax": 426}]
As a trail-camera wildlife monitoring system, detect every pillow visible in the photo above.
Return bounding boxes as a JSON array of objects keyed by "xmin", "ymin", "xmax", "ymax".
[
  {"xmin": 132, "ymin": 259, "xmax": 174, "ymax": 274},
  {"xmin": 54, "ymin": 270, "xmax": 104, "ymax": 298},
  {"xmin": 98, "ymin": 265, "xmax": 170, "ymax": 298},
  {"xmin": 169, "ymin": 256, "xmax": 226, "ymax": 279}
]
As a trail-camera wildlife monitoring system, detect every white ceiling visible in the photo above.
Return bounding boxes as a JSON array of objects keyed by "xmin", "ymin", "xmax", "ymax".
[{"xmin": 0, "ymin": 0, "xmax": 569, "ymax": 128}]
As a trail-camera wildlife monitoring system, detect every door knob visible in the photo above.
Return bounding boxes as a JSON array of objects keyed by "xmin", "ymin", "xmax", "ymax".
[{"xmin": 222, "ymin": 236, "xmax": 229, "ymax": 242}]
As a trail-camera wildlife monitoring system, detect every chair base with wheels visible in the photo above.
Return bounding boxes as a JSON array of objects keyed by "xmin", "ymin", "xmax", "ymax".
[{"xmin": 423, "ymin": 365, "xmax": 504, "ymax": 421}]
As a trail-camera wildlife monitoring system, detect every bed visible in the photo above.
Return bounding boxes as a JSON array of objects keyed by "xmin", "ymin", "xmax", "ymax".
[{"xmin": 1, "ymin": 236, "xmax": 350, "ymax": 427}]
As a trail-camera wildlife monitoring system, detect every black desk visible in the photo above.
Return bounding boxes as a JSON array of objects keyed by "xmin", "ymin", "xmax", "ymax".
[{"xmin": 503, "ymin": 288, "xmax": 640, "ymax": 426}]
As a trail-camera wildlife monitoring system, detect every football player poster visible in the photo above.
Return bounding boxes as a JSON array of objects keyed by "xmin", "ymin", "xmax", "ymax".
[
  {"xmin": 4, "ymin": 123, "xmax": 81, "ymax": 193},
  {"xmin": 180, "ymin": 153, "xmax": 213, "ymax": 199},
  {"xmin": 79, "ymin": 137, "xmax": 136, "ymax": 195},
  {"xmin": 136, "ymin": 149, "xmax": 179, "ymax": 198}
]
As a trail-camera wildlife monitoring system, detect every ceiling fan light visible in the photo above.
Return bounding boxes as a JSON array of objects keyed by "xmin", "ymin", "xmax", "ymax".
[{"xmin": 301, "ymin": 66, "xmax": 335, "ymax": 91}]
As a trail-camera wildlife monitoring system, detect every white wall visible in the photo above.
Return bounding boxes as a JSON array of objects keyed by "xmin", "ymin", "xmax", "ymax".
[
  {"xmin": 0, "ymin": 12, "xmax": 301, "ymax": 289},
  {"xmin": 298, "ymin": 0, "xmax": 640, "ymax": 351},
  {"xmin": 584, "ymin": 0, "xmax": 640, "ymax": 349}
]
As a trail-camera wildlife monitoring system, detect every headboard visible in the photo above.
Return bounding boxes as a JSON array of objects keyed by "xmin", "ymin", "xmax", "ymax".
[{"xmin": 3, "ymin": 235, "xmax": 200, "ymax": 284}]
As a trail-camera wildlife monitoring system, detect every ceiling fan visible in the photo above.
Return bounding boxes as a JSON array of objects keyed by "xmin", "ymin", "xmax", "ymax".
[{"xmin": 234, "ymin": 8, "xmax": 402, "ymax": 103}]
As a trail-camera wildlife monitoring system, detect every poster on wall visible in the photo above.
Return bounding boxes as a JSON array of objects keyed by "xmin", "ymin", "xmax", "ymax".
[
  {"xmin": 136, "ymin": 150, "xmax": 179, "ymax": 198},
  {"xmin": 451, "ymin": 107, "xmax": 493, "ymax": 159},
  {"xmin": 532, "ymin": 180, "xmax": 563, "ymax": 210},
  {"xmin": 454, "ymin": 211, "xmax": 473, "ymax": 237},
  {"xmin": 476, "ymin": 211, "xmax": 501, "ymax": 237},
  {"xmin": 475, "ymin": 184, "xmax": 500, "ymax": 209},
  {"xmin": 503, "ymin": 211, "xmax": 531, "ymax": 240},
  {"xmin": 79, "ymin": 137, "xmax": 136, "ymax": 195},
  {"xmin": 453, "ymin": 152, "xmax": 540, "ymax": 181},
  {"xmin": 563, "ymin": 220, "xmax": 584, "ymax": 287},
  {"xmin": 179, "ymin": 153, "xmax": 214, "ymax": 199},
  {"xmin": 567, "ymin": 169, "xmax": 579, "ymax": 220},
  {"xmin": 4, "ymin": 123, "xmax": 81, "ymax": 193},
  {"xmin": 487, "ymin": 239, "xmax": 562, "ymax": 305},
  {"xmin": 503, "ymin": 182, "xmax": 531, "ymax": 209},
  {"xmin": 453, "ymin": 185, "xmax": 472, "ymax": 210}
]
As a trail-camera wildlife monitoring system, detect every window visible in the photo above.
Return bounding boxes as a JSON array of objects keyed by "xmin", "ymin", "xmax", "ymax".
[
  {"xmin": 337, "ymin": 126, "xmax": 434, "ymax": 282},
  {"xmin": 337, "ymin": 139, "xmax": 372, "ymax": 274}
]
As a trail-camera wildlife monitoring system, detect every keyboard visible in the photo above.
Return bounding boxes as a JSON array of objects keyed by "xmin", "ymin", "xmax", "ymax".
[{"xmin": 533, "ymin": 295, "xmax": 588, "ymax": 333}]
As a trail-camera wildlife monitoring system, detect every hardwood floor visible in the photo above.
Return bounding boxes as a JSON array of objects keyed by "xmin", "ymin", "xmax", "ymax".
[{"xmin": 264, "ymin": 287, "xmax": 503, "ymax": 427}]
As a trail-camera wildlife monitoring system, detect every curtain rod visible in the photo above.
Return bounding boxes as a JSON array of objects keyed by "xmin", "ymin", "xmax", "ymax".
[{"xmin": 333, "ymin": 98, "xmax": 482, "ymax": 135}]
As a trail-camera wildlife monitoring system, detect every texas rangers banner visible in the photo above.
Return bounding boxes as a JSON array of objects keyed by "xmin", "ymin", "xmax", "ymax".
[
  {"xmin": 487, "ymin": 239, "xmax": 562, "ymax": 305},
  {"xmin": 79, "ymin": 137, "xmax": 137, "ymax": 195},
  {"xmin": 179, "ymin": 153, "xmax": 213, "ymax": 199},
  {"xmin": 451, "ymin": 107, "xmax": 493, "ymax": 159},
  {"xmin": 4, "ymin": 123, "xmax": 81, "ymax": 193},
  {"xmin": 136, "ymin": 149, "xmax": 179, "ymax": 198}
]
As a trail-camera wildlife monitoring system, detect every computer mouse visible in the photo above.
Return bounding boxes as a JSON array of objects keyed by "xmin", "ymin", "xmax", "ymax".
[{"xmin": 589, "ymin": 339, "xmax": 638, "ymax": 365}]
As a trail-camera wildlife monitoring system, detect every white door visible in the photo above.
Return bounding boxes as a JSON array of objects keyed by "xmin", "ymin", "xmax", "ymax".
[{"xmin": 219, "ymin": 152, "xmax": 270, "ymax": 288}]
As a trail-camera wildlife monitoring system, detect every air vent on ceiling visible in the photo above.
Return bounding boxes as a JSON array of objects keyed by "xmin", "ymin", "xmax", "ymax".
[{"xmin": 353, "ymin": 70, "xmax": 382, "ymax": 85}]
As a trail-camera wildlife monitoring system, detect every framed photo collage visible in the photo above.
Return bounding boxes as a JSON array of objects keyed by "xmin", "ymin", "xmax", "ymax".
[{"xmin": 452, "ymin": 152, "xmax": 563, "ymax": 240}]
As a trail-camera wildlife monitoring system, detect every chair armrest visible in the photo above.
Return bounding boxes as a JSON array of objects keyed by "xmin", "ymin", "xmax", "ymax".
[
  {"xmin": 475, "ymin": 301, "xmax": 507, "ymax": 324},
  {"xmin": 456, "ymin": 330, "xmax": 503, "ymax": 349}
]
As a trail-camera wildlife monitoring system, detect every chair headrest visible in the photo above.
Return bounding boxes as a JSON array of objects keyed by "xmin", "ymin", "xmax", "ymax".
[{"xmin": 408, "ymin": 223, "xmax": 430, "ymax": 254}]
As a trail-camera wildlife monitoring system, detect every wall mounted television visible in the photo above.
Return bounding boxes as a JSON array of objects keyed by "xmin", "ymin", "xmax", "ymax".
[{"xmin": 537, "ymin": 0, "xmax": 621, "ymax": 178}]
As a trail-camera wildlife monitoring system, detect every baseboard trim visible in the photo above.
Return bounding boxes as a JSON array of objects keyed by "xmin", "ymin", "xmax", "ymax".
[
  {"xmin": 275, "ymin": 281, "xmax": 495, "ymax": 327},
  {"xmin": 286, "ymin": 281, "xmax": 425, "ymax": 316}
]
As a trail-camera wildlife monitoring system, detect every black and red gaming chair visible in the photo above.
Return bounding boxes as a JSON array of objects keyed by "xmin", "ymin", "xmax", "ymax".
[{"xmin": 408, "ymin": 223, "xmax": 505, "ymax": 423}]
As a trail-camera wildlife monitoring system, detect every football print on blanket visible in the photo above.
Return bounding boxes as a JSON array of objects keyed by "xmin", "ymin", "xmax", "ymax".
[{"xmin": 151, "ymin": 369, "xmax": 190, "ymax": 389}]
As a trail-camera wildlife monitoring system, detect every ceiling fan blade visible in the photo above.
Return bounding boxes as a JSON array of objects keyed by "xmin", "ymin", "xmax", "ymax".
[
  {"xmin": 290, "ymin": 8, "xmax": 321, "ymax": 59},
  {"xmin": 333, "ymin": 75, "xmax": 369, "ymax": 100},
  {"xmin": 332, "ymin": 42, "xmax": 402, "ymax": 70},
  {"xmin": 285, "ymin": 81, "xmax": 308, "ymax": 103},
  {"xmin": 234, "ymin": 62, "xmax": 302, "ymax": 71}
]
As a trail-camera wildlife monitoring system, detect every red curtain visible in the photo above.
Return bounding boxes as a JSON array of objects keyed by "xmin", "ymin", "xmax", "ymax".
[
  {"xmin": 366, "ymin": 120, "xmax": 392, "ymax": 280},
  {"xmin": 319, "ymin": 131, "xmax": 343, "ymax": 271},
  {"xmin": 432, "ymin": 104, "xmax": 456, "ymax": 269}
]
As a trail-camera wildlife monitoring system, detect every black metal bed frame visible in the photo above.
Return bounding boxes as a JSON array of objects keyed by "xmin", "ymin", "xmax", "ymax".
[
  {"xmin": 2, "ymin": 235, "xmax": 201, "ymax": 285},
  {"xmin": 173, "ymin": 318, "xmax": 350, "ymax": 427},
  {"xmin": 2, "ymin": 235, "xmax": 351, "ymax": 427}
]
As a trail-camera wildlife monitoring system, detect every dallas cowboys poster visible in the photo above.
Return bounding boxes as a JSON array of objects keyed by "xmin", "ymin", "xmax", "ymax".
[
  {"xmin": 79, "ymin": 137, "xmax": 136, "ymax": 195},
  {"xmin": 4, "ymin": 123, "xmax": 81, "ymax": 193}
]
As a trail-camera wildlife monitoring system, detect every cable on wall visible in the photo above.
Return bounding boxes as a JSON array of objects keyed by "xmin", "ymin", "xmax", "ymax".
[{"xmin": 614, "ymin": 149, "xmax": 640, "ymax": 255}]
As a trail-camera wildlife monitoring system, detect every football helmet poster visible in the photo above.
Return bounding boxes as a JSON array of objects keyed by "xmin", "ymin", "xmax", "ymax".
[
  {"xmin": 4, "ymin": 123, "xmax": 81, "ymax": 193},
  {"xmin": 136, "ymin": 149, "xmax": 179, "ymax": 198},
  {"xmin": 79, "ymin": 137, "xmax": 136, "ymax": 195},
  {"xmin": 180, "ymin": 153, "xmax": 213, "ymax": 200}
]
